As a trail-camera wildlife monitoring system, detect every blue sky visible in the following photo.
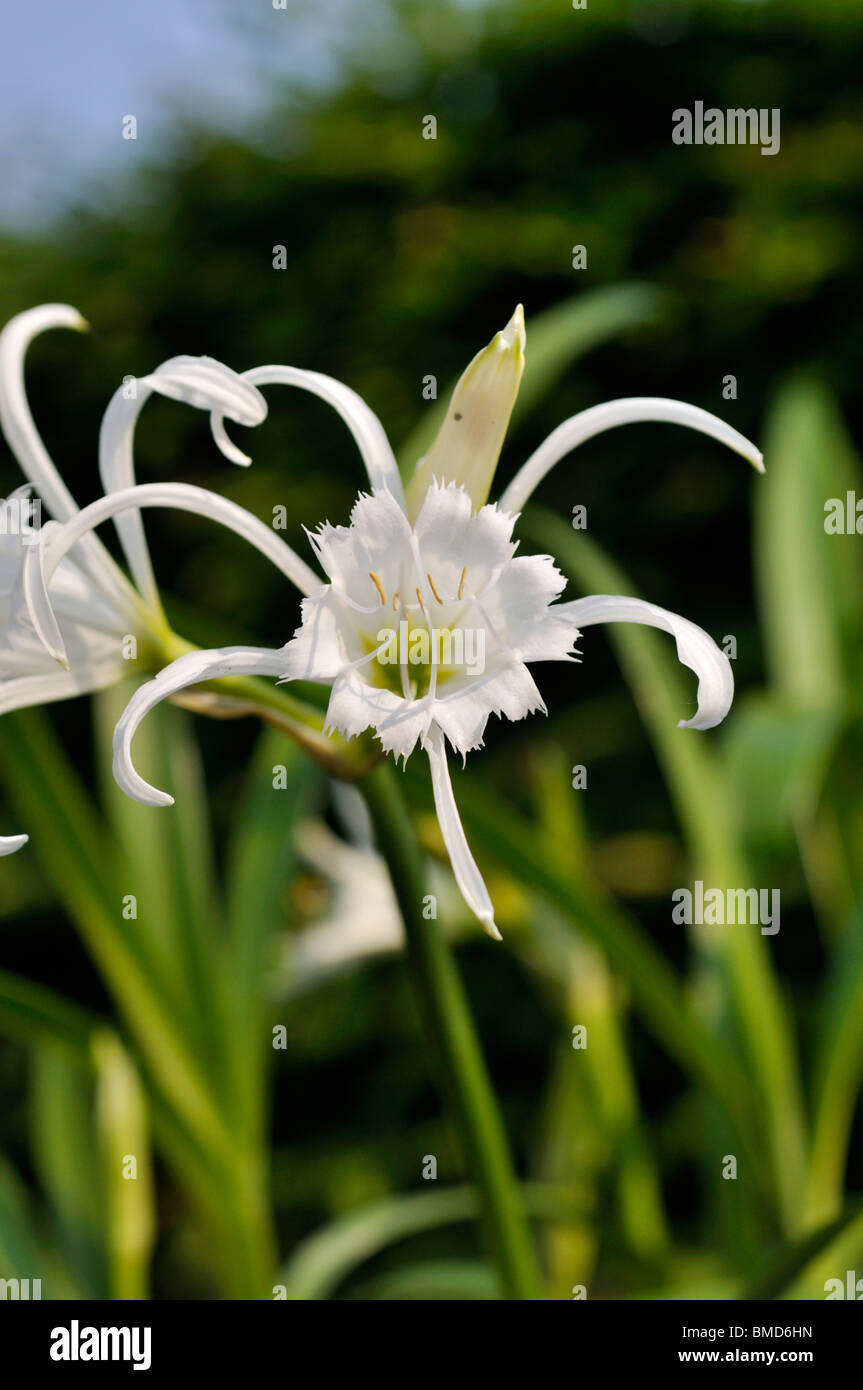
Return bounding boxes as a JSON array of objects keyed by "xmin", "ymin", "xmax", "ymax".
[{"xmin": 0, "ymin": 0, "xmax": 370, "ymax": 228}]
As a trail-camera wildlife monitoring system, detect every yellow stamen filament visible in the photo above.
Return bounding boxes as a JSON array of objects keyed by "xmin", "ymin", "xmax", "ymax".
[
  {"xmin": 369, "ymin": 571, "xmax": 387, "ymax": 606},
  {"xmin": 427, "ymin": 572, "xmax": 443, "ymax": 604},
  {"xmin": 458, "ymin": 567, "xmax": 467, "ymax": 600}
]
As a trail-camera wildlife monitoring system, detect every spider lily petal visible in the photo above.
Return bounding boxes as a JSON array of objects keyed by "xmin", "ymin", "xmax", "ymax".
[
  {"xmin": 0, "ymin": 306, "xmax": 138, "ymax": 609},
  {"xmin": 426, "ymin": 725, "xmax": 500, "ymax": 940},
  {"xmin": 112, "ymin": 644, "xmax": 288, "ymax": 805},
  {"xmin": 0, "ymin": 832, "xmax": 28, "ymax": 855},
  {"xmin": 23, "ymin": 481, "xmax": 322, "ymax": 666},
  {"xmin": 210, "ymin": 364, "xmax": 406, "ymax": 506},
  {"xmin": 405, "ymin": 305, "xmax": 525, "ymax": 521},
  {"xmin": 96, "ymin": 303, "xmax": 761, "ymax": 938},
  {"xmin": 0, "ymin": 304, "xmax": 90, "ymax": 525},
  {"xmin": 556, "ymin": 593, "xmax": 734, "ymax": 730},
  {"xmin": 99, "ymin": 356, "xmax": 268, "ymax": 608},
  {"xmin": 500, "ymin": 396, "xmax": 763, "ymax": 513}
]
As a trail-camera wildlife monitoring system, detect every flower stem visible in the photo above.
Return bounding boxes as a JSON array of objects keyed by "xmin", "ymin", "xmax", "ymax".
[{"xmin": 361, "ymin": 762, "xmax": 544, "ymax": 1299}]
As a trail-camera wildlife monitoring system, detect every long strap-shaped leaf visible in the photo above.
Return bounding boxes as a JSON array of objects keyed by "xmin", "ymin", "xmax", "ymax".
[{"xmin": 520, "ymin": 506, "xmax": 808, "ymax": 1232}]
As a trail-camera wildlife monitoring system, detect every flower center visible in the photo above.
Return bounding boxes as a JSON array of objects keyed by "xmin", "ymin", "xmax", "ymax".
[{"xmin": 363, "ymin": 567, "xmax": 484, "ymax": 698}]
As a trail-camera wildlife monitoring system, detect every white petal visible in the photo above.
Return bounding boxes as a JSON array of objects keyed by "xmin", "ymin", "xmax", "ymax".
[
  {"xmin": 0, "ymin": 833, "xmax": 28, "ymax": 856},
  {"xmin": 500, "ymin": 397, "xmax": 764, "ymax": 512},
  {"xmin": 0, "ymin": 305, "xmax": 134, "ymax": 609},
  {"xmin": 424, "ymin": 725, "xmax": 500, "ymax": 939},
  {"xmin": 557, "ymin": 594, "xmax": 734, "ymax": 730},
  {"xmin": 412, "ymin": 481, "xmax": 516, "ymax": 598},
  {"xmin": 99, "ymin": 357, "xmax": 267, "ymax": 606},
  {"xmin": 113, "ymin": 645, "xmax": 288, "ymax": 806},
  {"xmin": 432, "ymin": 659, "xmax": 548, "ymax": 757},
  {"xmin": 211, "ymin": 364, "xmax": 406, "ymax": 509},
  {"xmin": 20, "ymin": 522, "xmax": 67, "ymax": 664},
  {"xmin": 472, "ymin": 553, "xmax": 577, "ymax": 663},
  {"xmin": 0, "ymin": 305, "xmax": 88, "ymax": 523},
  {"xmin": 281, "ymin": 592, "xmax": 348, "ymax": 682},
  {"xmin": 0, "ymin": 658, "xmax": 125, "ymax": 715},
  {"xmin": 324, "ymin": 668, "xmax": 404, "ymax": 742},
  {"xmin": 23, "ymin": 481, "xmax": 323, "ymax": 663},
  {"xmin": 143, "ymin": 357, "xmax": 267, "ymax": 426},
  {"xmin": 308, "ymin": 489, "xmax": 412, "ymax": 602}
]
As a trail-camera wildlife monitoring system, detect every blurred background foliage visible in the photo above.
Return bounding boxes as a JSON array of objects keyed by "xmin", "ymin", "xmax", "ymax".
[{"xmin": 1, "ymin": 0, "xmax": 863, "ymax": 1298}]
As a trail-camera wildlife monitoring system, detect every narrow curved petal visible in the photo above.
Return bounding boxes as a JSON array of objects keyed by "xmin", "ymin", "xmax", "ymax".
[
  {"xmin": 0, "ymin": 833, "xmax": 28, "ymax": 856},
  {"xmin": 424, "ymin": 724, "xmax": 500, "ymax": 940},
  {"xmin": 0, "ymin": 305, "xmax": 138, "ymax": 612},
  {"xmin": 23, "ymin": 481, "xmax": 323, "ymax": 664},
  {"xmin": 0, "ymin": 305, "xmax": 88, "ymax": 524},
  {"xmin": 99, "ymin": 357, "xmax": 268, "ymax": 607},
  {"xmin": 556, "ymin": 593, "xmax": 733, "ymax": 730},
  {"xmin": 500, "ymin": 398, "xmax": 764, "ymax": 513},
  {"xmin": 210, "ymin": 364, "xmax": 406, "ymax": 510},
  {"xmin": 113, "ymin": 645, "xmax": 288, "ymax": 806}
]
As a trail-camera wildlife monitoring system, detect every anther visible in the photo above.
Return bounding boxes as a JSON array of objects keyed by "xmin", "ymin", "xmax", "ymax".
[
  {"xmin": 457, "ymin": 567, "xmax": 467, "ymax": 600},
  {"xmin": 369, "ymin": 571, "xmax": 387, "ymax": 606},
  {"xmin": 427, "ymin": 572, "xmax": 443, "ymax": 604}
]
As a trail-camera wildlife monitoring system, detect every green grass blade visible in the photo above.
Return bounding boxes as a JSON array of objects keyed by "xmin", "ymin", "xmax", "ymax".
[
  {"xmin": 742, "ymin": 1203, "xmax": 863, "ymax": 1301},
  {"xmin": 0, "ymin": 710, "xmax": 233, "ymax": 1163},
  {"xmin": 31, "ymin": 1046, "xmax": 106, "ymax": 1299},
  {"xmin": 0, "ymin": 969, "xmax": 100, "ymax": 1057},
  {"xmin": 92, "ymin": 1030, "xmax": 156, "ymax": 1302},
  {"xmin": 94, "ymin": 684, "xmax": 227, "ymax": 1073},
  {"xmin": 224, "ymin": 730, "xmax": 321, "ymax": 1135},
  {"xmin": 754, "ymin": 374, "xmax": 863, "ymax": 712},
  {"xmin": 528, "ymin": 745, "xmax": 669, "ymax": 1262},
  {"xmin": 433, "ymin": 763, "xmax": 766, "ymax": 1185},
  {"xmin": 520, "ymin": 505, "xmax": 808, "ymax": 1231},
  {"xmin": 278, "ymin": 1184, "xmax": 585, "ymax": 1300},
  {"xmin": 806, "ymin": 909, "xmax": 863, "ymax": 1222}
]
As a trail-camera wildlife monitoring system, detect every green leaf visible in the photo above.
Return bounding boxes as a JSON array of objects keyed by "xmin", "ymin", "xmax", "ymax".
[
  {"xmin": 742, "ymin": 1202, "xmax": 863, "ymax": 1301},
  {"xmin": 92, "ymin": 1030, "xmax": 156, "ymax": 1302},
  {"xmin": 224, "ymin": 729, "xmax": 322, "ymax": 1136},
  {"xmin": 0, "ymin": 1152, "xmax": 80, "ymax": 1299},
  {"xmin": 0, "ymin": 968, "xmax": 100, "ymax": 1058},
  {"xmin": 0, "ymin": 710, "xmax": 234, "ymax": 1167},
  {"xmin": 31, "ymin": 1047, "xmax": 106, "ymax": 1299},
  {"xmin": 349, "ymin": 1258, "xmax": 498, "ymax": 1300},
  {"xmin": 755, "ymin": 374, "xmax": 863, "ymax": 713},
  {"xmin": 278, "ymin": 1184, "xmax": 585, "ymax": 1300},
  {"xmin": 527, "ymin": 745, "xmax": 669, "ymax": 1263},
  {"xmin": 724, "ymin": 697, "xmax": 840, "ymax": 849},
  {"xmin": 0, "ymin": 1153, "xmax": 45, "ymax": 1280},
  {"xmin": 807, "ymin": 909, "xmax": 863, "ymax": 1222},
  {"xmin": 519, "ymin": 505, "xmax": 808, "ymax": 1232},
  {"xmin": 94, "ymin": 684, "xmax": 228, "ymax": 1078},
  {"xmin": 428, "ymin": 759, "xmax": 767, "ymax": 1186}
]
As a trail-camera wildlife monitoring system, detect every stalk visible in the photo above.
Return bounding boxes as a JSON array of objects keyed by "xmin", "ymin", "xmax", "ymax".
[{"xmin": 361, "ymin": 762, "xmax": 544, "ymax": 1299}]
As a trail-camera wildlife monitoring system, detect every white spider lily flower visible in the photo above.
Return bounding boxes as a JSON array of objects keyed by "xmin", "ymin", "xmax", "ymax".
[
  {"xmin": 26, "ymin": 308, "xmax": 762, "ymax": 937},
  {"xmin": 0, "ymin": 304, "xmax": 269, "ymax": 852}
]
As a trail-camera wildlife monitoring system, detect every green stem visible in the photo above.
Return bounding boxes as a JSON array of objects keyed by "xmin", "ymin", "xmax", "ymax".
[{"xmin": 361, "ymin": 762, "xmax": 544, "ymax": 1299}]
